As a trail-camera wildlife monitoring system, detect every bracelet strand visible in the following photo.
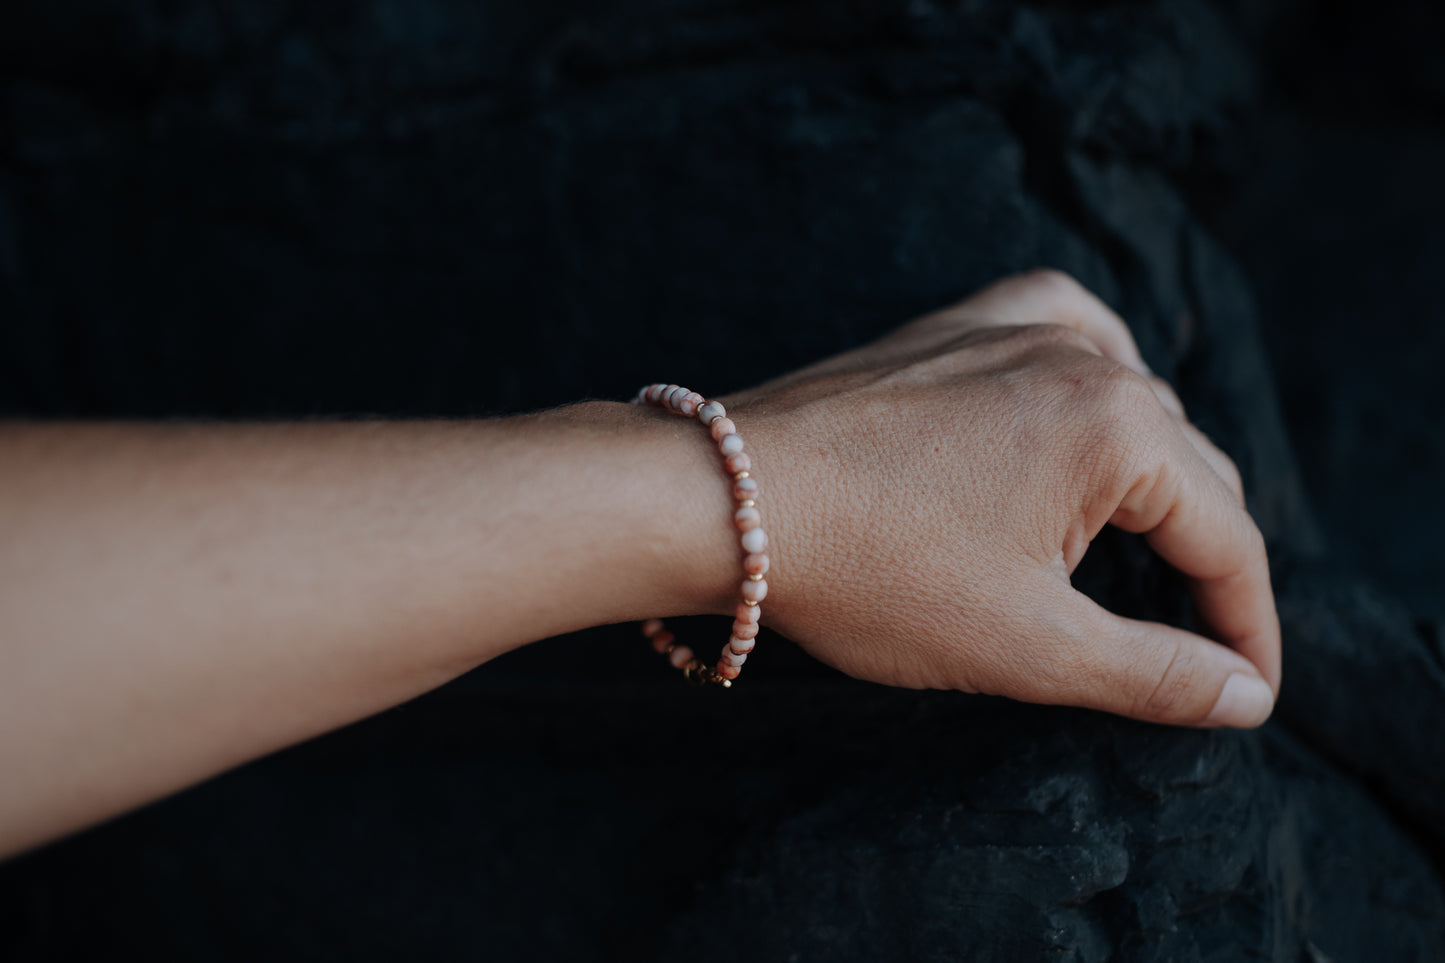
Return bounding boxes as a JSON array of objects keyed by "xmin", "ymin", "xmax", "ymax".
[{"xmin": 632, "ymin": 383, "xmax": 769, "ymax": 688}]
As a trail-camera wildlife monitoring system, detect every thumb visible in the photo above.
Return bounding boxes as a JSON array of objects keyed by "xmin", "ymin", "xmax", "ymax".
[{"xmin": 1034, "ymin": 588, "xmax": 1276, "ymax": 729}]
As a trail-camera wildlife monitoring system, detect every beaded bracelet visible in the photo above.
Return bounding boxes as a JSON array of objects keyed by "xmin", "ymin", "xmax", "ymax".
[{"xmin": 632, "ymin": 383, "xmax": 769, "ymax": 688}]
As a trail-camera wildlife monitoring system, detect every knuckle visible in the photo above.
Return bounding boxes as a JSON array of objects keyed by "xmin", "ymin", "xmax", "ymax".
[
  {"xmin": 1004, "ymin": 322, "xmax": 1099, "ymax": 357},
  {"xmin": 1093, "ymin": 363, "xmax": 1162, "ymax": 418},
  {"xmin": 1060, "ymin": 365, "xmax": 1173, "ymax": 504},
  {"xmin": 1136, "ymin": 646, "xmax": 1208, "ymax": 722},
  {"xmin": 1017, "ymin": 267, "xmax": 1085, "ymax": 297},
  {"xmin": 1240, "ymin": 516, "xmax": 1268, "ymax": 562},
  {"xmin": 1076, "ymin": 365, "xmax": 1168, "ymax": 454},
  {"xmin": 1148, "ymin": 376, "xmax": 1185, "ymax": 414},
  {"xmin": 1220, "ymin": 458, "xmax": 1245, "ymax": 501}
]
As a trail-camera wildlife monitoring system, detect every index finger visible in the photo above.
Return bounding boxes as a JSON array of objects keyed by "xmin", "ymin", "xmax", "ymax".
[{"xmin": 1110, "ymin": 438, "xmax": 1282, "ymax": 693}]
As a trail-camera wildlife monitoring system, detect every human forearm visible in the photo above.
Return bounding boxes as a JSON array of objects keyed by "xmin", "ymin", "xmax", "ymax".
[{"xmin": 0, "ymin": 403, "xmax": 731, "ymax": 856}]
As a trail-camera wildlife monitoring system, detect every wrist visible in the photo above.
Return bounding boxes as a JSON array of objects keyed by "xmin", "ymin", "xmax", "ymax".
[
  {"xmin": 536, "ymin": 400, "xmax": 740, "ymax": 623},
  {"xmin": 626, "ymin": 383, "xmax": 798, "ymax": 684}
]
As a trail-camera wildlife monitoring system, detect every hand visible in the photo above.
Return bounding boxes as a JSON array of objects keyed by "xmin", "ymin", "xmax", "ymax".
[{"xmin": 728, "ymin": 270, "xmax": 1280, "ymax": 728}]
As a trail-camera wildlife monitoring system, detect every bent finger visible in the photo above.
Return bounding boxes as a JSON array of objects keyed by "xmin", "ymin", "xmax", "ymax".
[
  {"xmin": 1145, "ymin": 377, "xmax": 1245, "ymax": 504},
  {"xmin": 1110, "ymin": 446, "xmax": 1281, "ymax": 692}
]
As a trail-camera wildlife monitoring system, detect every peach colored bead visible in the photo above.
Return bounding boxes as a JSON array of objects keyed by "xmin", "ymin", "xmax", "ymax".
[
  {"xmin": 731, "ymin": 620, "xmax": 759, "ymax": 641},
  {"xmin": 635, "ymin": 381, "xmax": 777, "ymax": 684},
  {"xmin": 733, "ymin": 506, "xmax": 761, "ymax": 532},
  {"xmin": 709, "ymin": 417, "xmax": 737, "ymax": 442},
  {"xmin": 698, "ymin": 401, "xmax": 726, "ymax": 424}
]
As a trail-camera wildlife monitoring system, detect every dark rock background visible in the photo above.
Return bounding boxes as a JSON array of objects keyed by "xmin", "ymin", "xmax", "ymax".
[{"xmin": 0, "ymin": 1, "xmax": 1441, "ymax": 959}]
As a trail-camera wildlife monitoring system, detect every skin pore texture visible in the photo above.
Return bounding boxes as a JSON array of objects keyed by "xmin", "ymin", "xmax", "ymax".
[{"xmin": 0, "ymin": 270, "xmax": 1279, "ymax": 859}]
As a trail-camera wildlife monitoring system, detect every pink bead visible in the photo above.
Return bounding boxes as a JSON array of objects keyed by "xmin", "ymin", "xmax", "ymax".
[
  {"xmin": 709, "ymin": 417, "xmax": 737, "ymax": 442},
  {"xmin": 740, "ymin": 528, "xmax": 767, "ymax": 554},
  {"xmin": 645, "ymin": 384, "xmax": 665, "ymax": 404},
  {"xmin": 720, "ymin": 648, "xmax": 747, "ymax": 668},
  {"xmin": 678, "ymin": 395, "xmax": 699, "ymax": 416},
  {"xmin": 651, "ymin": 630, "xmax": 675, "ymax": 654},
  {"xmin": 642, "ymin": 618, "xmax": 664, "ymax": 637},
  {"xmin": 665, "ymin": 385, "xmax": 688, "ymax": 409},
  {"xmin": 717, "ymin": 662, "xmax": 741, "ymax": 681},
  {"xmin": 735, "ymin": 602, "xmax": 761, "ymax": 624},
  {"xmin": 743, "ymin": 553, "xmax": 770, "ymax": 577},
  {"xmin": 741, "ymin": 578, "xmax": 768, "ymax": 603},
  {"xmin": 698, "ymin": 401, "xmax": 726, "ymax": 424},
  {"xmin": 668, "ymin": 644, "xmax": 695, "ymax": 669},
  {"xmin": 718, "ymin": 434, "xmax": 744, "ymax": 456},
  {"xmin": 733, "ymin": 477, "xmax": 759, "ymax": 501},
  {"xmin": 724, "ymin": 452, "xmax": 751, "ymax": 475},
  {"xmin": 733, "ymin": 506, "xmax": 761, "ymax": 532},
  {"xmin": 729, "ymin": 634, "xmax": 756, "ymax": 654},
  {"xmin": 731, "ymin": 620, "xmax": 759, "ymax": 641}
]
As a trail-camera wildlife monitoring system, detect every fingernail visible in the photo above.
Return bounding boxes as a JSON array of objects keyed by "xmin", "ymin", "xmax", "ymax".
[{"xmin": 1205, "ymin": 674, "xmax": 1275, "ymax": 729}]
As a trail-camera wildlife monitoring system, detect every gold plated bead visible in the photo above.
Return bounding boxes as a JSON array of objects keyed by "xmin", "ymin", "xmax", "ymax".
[
  {"xmin": 734, "ymin": 470, "xmax": 750, "ymax": 480},
  {"xmin": 740, "ymin": 499, "xmax": 756, "ymax": 508},
  {"xmin": 744, "ymin": 599, "xmax": 758, "ymax": 607},
  {"xmin": 748, "ymin": 573, "xmax": 763, "ymax": 582}
]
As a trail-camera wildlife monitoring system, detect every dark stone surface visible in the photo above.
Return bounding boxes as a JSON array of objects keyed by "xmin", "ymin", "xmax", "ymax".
[{"xmin": 1, "ymin": 1, "xmax": 1441, "ymax": 959}]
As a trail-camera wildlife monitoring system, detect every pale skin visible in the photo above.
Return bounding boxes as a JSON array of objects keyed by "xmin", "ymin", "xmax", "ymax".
[{"xmin": 0, "ymin": 270, "xmax": 1280, "ymax": 859}]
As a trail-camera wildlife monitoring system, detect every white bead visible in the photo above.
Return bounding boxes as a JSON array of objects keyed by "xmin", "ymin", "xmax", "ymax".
[
  {"xmin": 740, "ymin": 528, "xmax": 768, "ymax": 554},
  {"xmin": 718, "ymin": 434, "xmax": 744, "ymax": 456},
  {"xmin": 698, "ymin": 401, "xmax": 726, "ymax": 424},
  {"xmin": 668, "ymin": 645, "xmax": 695, "ymax": 669},
  {"xmin": 729, "ymin": 635, "xmax": 756, "ymax": 654},
  {"xmin": 720, "ymin": 648, "xmax": 747, "ymax": 668}
]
